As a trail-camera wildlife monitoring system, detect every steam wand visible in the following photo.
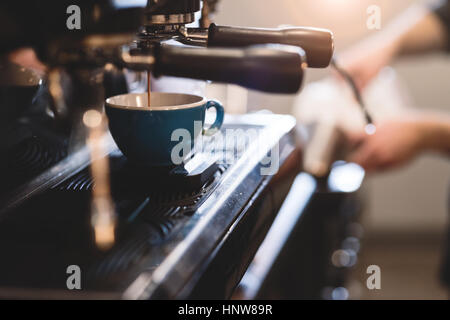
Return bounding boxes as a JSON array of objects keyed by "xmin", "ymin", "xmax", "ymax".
[{"xmin": 330, "ymin": 59, "xmax": 376, "ymax": 135}]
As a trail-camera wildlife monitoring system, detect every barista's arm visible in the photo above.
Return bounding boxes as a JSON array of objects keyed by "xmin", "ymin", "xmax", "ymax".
[
  {"xmin": 394, "ymin": 3, "xmax": 449, "ymax": 56},
  {"xmin": 338, "ymin": 1, "xmax": 450, "ymax": 89},
  {"xmin": 398, "ymin": 1, "xmax": 450, "ymax": 55},
  {"xmin": 347, "ymin": 112, "xmax": 450, "ymax": 173},
  {"xmin": 418, "ymin": 113, "xmax": 450, "ymax": 155}
]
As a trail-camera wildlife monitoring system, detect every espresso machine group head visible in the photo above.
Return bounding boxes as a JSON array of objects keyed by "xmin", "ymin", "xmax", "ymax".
[
  {"xmin": 141, "ymin": 0, "xmax": 334, "ymax": 68},
  {"xmin": 133, "ymin": 0, "xmax": 335, "ymax": 93}
]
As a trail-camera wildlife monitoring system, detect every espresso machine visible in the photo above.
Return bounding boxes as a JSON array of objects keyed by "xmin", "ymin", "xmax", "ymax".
[{"xmin": 0, "ymin": 0, "xmax": 351, "ymax": 299}]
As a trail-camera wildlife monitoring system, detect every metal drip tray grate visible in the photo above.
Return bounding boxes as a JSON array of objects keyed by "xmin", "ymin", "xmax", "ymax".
[
  {"xmin": 0, "ymin": 160, "xmax": 225, "ymax": 290},
  {"xmin": 0, "ymin": 152, "xmax": 226, "ymax": 288},
  {"xmin": 54, "ymin": 170, "xmax": 93, "ymax": 192},
  {"xmin": 1, "ymin": 136, "xmax": 68, "ymax": 193}
]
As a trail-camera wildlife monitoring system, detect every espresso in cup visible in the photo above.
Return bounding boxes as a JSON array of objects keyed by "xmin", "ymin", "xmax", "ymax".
[{"xmin": 105, "ymin": 92, "xmax": 224, "ymax": 167}]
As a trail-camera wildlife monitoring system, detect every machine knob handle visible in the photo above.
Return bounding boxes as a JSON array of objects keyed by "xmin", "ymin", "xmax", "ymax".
[
  {"xmin": 208, "ymin": 24, "xmax": 334, "ymax": 68},
  {"xmin": 154, "ymin": 44, "xmax": 305, "ymax": 94}
]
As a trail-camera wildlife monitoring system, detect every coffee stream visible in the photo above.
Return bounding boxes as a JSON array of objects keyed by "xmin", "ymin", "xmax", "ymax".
[{"xmin": 147, "ymin": 71, "xmax": 151, "ymax": 107}]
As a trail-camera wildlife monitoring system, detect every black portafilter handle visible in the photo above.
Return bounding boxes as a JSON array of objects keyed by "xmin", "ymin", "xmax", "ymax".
[
  {"xmin": 153, "ymin": 44, "xmax": 306, "ymax": 94},
  {"xmin": 207, "ymin": 24, "xmax": 334, "ymax": 69}
]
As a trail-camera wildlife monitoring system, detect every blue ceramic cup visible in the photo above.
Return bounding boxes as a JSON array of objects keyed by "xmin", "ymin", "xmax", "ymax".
[{"xmin": 105, "ymin": 92, "xmax": 224, "ymax": 167}]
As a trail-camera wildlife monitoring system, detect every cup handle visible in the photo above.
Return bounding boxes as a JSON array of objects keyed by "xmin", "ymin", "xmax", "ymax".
[{"xmin": 203, "ymin": 100, "xmax": 224, "ymax": 136}]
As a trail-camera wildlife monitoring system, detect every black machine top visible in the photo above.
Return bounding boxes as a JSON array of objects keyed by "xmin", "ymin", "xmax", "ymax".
[{"xmin": 0, "ymin": 113, "xmax": 297, "ymax": 299}]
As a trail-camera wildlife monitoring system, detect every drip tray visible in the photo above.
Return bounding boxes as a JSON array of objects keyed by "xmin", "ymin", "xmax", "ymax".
[
  {"xmin": 0, "ymin": 150, "xmax": 227, "ymax": 291},
  {"xmin": 0, "ymin": 135, "xmax": 68, "ymax": 194},
  {"xmin": 54, "ymin": 150, "xmax": 222, "ymax": 194},
  {"xmin": 114, "ymin": 152, "xmax": 220, "ymax": 193}
]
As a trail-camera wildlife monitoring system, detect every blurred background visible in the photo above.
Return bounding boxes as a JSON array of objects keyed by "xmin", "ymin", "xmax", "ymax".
[{"xmin": 209, "ymin": 0, "xmax": 450, "ymax": 299}]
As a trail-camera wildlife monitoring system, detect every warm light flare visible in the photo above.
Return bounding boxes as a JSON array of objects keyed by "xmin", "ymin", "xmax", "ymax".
[
  {"xmin": 94, "ymin": 224, "xmax": 116, "ymax": 250},
  {"xmin": 84, "ymin": 108, "xmax": 116, "ymax": 250},
  {"xmin": 92, "ymin": 198, "xmax": 116, "ymax": 251},
  {"xmin": 83, "ymin": 109, "xmax": 103, "ymax": 128}
]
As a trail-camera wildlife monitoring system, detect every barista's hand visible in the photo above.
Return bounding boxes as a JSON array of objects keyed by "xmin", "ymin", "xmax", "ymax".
[
  {"xmin": 347, "ymin": 119, "xmax": 424, "ymax": 172},
  {"xmin": 336, "ymin": 35, "xmax": 399, "ymax": 90}
]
